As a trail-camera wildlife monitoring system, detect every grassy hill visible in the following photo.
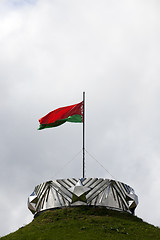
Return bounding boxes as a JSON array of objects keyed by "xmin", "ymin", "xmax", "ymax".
[{"xmin": 1, "ymin": 206, "xmax": 160, "ymax": 240}]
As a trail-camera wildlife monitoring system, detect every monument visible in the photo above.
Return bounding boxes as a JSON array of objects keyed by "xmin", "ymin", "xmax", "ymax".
[{"xmin": 28, "ymin": 93, "xmax": 138, "ymax": 216}]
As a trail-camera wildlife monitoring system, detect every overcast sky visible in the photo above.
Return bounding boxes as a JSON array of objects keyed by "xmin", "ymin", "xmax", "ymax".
[{"xmin": 0, "ymin": 0, "xmax": 160, "ymax": 236}]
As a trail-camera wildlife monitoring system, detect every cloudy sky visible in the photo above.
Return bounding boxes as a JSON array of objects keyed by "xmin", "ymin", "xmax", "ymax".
[{"xmin": 0, "ymin": 0, "xmax": 160, "ymax": 236}]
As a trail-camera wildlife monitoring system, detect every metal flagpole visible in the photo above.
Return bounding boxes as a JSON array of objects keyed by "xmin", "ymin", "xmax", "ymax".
[{"xmin": 83, "ymin": 91, "xmax": 85, "ymax": 178}]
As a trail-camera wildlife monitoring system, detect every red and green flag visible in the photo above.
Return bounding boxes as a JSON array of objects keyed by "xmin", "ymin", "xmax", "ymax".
[{"xmin": 38, "ymin": 101, "xmax": 83, "ymax": 130}]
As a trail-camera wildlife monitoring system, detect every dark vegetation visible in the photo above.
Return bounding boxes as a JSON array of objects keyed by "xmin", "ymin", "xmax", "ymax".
[{"xmin": 1, "ymin": 206, "xmax": 160, "ymax": 240}]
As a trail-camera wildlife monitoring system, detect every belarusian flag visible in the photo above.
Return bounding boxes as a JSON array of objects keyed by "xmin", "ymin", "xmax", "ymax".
[{"xmin": 38, "ymin": 101, "xmax": 83, "ymax": 130}]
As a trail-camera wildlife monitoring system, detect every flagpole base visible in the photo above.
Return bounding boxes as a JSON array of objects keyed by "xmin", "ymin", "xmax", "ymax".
[{"xmin": 28, "ymin": 178, "xmax": 138, "ymax": 215}]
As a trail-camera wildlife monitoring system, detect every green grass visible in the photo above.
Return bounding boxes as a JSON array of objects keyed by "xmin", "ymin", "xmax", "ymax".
[{"xmin": 1, "ymin": 206, "xmax": 160, "ymax": 240}]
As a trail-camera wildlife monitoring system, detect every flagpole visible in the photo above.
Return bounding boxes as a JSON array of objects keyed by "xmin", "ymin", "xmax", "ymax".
[{"xmin": 83, "ymin": 91, "xmax": 85, "ymax": 178}]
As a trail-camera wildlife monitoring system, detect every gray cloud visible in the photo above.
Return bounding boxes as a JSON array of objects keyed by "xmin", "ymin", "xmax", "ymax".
[{"xmin": 0, "ymin": 0, "xmax": 160, "ymax": 236}]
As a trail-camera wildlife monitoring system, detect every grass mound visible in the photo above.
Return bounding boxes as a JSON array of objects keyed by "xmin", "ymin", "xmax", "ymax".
[{"xmin": 1, "ymin": 206, "xmax": 160, "ymax": 240}]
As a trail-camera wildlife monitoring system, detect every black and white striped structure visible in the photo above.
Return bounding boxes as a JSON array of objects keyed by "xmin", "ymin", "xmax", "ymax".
[{"xmin": 28, "ymin": 178, "xmax": 138, "ymax": 215}]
